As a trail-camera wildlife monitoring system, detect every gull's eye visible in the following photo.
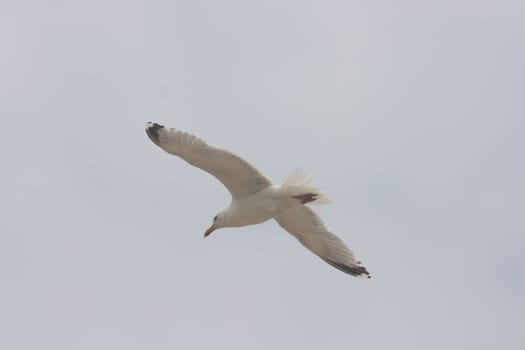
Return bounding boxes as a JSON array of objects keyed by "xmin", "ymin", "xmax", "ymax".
[{"xmin": 213, "ymin": 215, "xmax": 218, "ymax": 222}]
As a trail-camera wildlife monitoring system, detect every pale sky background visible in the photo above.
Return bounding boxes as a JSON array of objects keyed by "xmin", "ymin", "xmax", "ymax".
[{"xmin": 1, "ymin": 1, "xmax": 524, "ymax": 349}]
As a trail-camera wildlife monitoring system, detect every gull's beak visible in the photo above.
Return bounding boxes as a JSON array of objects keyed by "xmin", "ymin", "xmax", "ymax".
[{"xmin": 204, "ymin": 225, "xmax": 216, "ymax": 238}]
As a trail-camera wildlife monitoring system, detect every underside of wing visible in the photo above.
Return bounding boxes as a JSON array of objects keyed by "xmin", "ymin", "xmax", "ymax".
[
  {"xmin": 275, "ymin": 206, "xmax": 370, "ymax": 278},
  {"xmin": 145, "ymin": 122, "xmax": 271, "ymax": 198}
]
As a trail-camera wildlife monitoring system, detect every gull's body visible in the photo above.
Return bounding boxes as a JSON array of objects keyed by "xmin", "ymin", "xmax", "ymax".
[
  {"xmin": 145, "ymin": 122, "xmax": 370, "ymax": 278},
  {"xmin": 220, "ymin": 186, "xmax": 291, "ymax": 227}
]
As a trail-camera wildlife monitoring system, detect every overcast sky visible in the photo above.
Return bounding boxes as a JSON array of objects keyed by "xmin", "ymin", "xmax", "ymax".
[{"xmin": 1, "ymin": 1, "xmax": 524, "ymax": 349}]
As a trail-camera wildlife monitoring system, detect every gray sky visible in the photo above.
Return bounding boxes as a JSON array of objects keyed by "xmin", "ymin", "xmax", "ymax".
[{"xmin": 2, "ymin": 1, "xmax": 524, "ymax": 349}]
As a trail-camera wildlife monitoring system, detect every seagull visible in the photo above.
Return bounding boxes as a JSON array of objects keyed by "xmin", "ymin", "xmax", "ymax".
[{"xmin": 145, "ymin": 122, "xmax": 370, "ymax": 278}]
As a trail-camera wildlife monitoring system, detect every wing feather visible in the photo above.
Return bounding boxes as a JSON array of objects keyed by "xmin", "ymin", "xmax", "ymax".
[
  {"xmin": 145, "ymin": 122, "xmax": 271, "ymax": 198},
  {"xmin": 275, "ymin": 206, "xmax": 370, "ymax": 278}
]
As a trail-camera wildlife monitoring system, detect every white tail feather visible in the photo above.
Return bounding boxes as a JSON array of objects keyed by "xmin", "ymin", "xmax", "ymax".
[
  {"xmin": 282, "ymin": 168, "xmax": 333, "ymax": 205},
  {"xmin": 282, "ymin": 168, "xmax": 317, "ymax": 187}
]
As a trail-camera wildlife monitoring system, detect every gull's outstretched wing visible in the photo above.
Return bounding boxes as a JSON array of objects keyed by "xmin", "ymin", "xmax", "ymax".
[
  {"xmin": 275, "ymin": 206, "xmax": 370, "ymax": 278},
  {"xmin": 145, "ymin": 122, "xmax": 271, "ymax": 198}
]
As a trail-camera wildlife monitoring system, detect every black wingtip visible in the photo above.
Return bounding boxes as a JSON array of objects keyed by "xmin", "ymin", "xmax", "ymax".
[
  {"xmin": 145, "ymin": 122, "xmax": 165, "ymax": 145},
  {"xmin": 325, "ymin": 259, "xmax": 371, "ymax": 279}
]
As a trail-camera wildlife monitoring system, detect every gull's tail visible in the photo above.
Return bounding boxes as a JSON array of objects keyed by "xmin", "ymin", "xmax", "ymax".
[{"xmin": 281, "ymin": 168, "xmax": 333, "ymax": 205}]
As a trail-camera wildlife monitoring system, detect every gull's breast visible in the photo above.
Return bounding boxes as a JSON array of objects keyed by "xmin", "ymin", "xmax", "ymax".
[{"xmin": 228, "ymin": 186, "xmax": 290, "ymax": 227}]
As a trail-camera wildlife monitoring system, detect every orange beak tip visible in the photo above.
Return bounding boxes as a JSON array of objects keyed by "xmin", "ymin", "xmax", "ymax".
[{"xmin": 204, "ymin": 226, "xmax": 215, "ymax": 238}]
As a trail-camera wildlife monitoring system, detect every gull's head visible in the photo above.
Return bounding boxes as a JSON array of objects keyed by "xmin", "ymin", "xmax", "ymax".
[{"xmin": 204, "ymin": 212, "xmax": 226, "ymax": 237}]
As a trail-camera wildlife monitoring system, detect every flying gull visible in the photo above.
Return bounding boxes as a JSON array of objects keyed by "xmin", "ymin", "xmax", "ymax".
[{"xmin": 145, "ymin": 122, "xmax": 370, "ymax": 278}]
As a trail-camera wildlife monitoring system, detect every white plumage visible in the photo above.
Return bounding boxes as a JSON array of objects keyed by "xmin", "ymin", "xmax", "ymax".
[{"xmin": 145, "ymin": 122, "xmax": 370, "ymax": 278}]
